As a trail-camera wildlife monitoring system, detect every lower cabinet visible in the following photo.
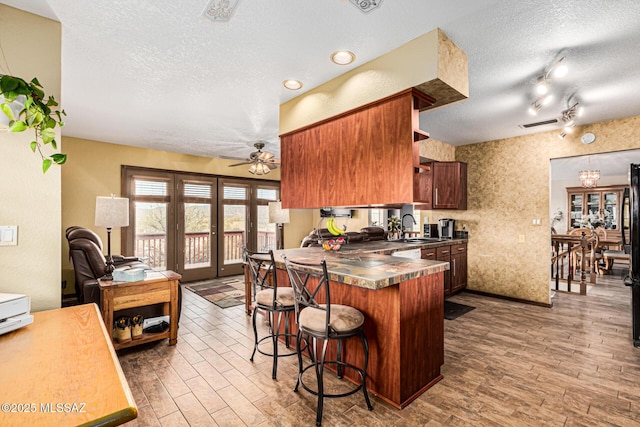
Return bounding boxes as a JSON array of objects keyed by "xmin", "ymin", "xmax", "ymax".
[
  {"xmin": 451, "ymin": 243, "xmax": 467, "ymax": 293},
  {"xmin": 423, "ymin": 243, "xmax": 467, "ymax": 296}
]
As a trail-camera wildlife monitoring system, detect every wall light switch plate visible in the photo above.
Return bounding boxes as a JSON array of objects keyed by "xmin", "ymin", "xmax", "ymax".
[{"xmin": 0, "ymin": 226, "xmax": 18, "ymax": 246}]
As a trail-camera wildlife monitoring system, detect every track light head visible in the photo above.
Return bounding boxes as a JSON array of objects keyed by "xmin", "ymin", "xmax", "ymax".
[{"xmin": 536, "ymin": 77, "xmax": 549, "ymax": 95}]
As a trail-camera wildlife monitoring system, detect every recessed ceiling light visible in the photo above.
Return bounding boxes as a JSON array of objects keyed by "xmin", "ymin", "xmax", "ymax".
[
  {"xmin": 330, "ymin": 51, "xmax": 356, "ymax": 65},
  {"xmin": 282, "ymin": 80, "xmax": 303, "ymax": 90}
]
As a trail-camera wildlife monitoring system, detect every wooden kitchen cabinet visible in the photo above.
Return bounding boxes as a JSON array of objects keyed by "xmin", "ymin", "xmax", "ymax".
[
  {"xmin": 421, "ymin": 247, "xmax": 437, "ymax": 260},
  {"xmin": 433, "ymin": 243, "xmax": 467, "ymax": 296},
  {"xmin": 450, "ymin": 243, "xmax": 467, "ymax": 293},
  {"xmin": 436, "ymin": 246, "xmax": 452, "ymax": 296},
  {"xmin": 280, "ymin": 88, "xmax": 435, "ymax": 208},
  {"xmin": 414, "ymin": 161, "xmax": 467, "ymax": 210},
  {"xmin": 433, "ymin": 162, "xmax": 467, "ymax": 209}
]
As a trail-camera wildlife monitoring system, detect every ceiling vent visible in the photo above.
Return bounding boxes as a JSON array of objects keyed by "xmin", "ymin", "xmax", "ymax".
[
  {"xmin": 202, "ymin": 0, "xmax": 240, "ymax": 21},
  {"xmin": 519, "ymin": 118, "xmax": 558, "ymax": 129},
  {"xmin": 349, "ymin": 0, "xmax": 383, "ymax": 13}
]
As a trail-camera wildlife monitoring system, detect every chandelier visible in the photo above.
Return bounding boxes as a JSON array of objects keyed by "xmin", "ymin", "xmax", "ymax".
[{"xmin": 579, "ymin": 157, "xmax": 600, "ymax": 188}]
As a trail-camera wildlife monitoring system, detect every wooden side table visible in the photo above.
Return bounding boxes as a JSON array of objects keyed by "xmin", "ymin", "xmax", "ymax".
[{"xmin": 98, "ymin": 270, "xmax": 181, "ymax": 350}]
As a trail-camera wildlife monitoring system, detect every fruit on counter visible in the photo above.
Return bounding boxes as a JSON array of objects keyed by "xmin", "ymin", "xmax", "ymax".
[
  {"xmin": 332, "ymin": 244, "xmax": 341, "ymax": 250},
  {"xmin": 336, "ymin": 237, "xmax": 345, "ymax": 244},
  {"xmin": 322, "ymin": 242, "xmax": 332, "ymax": 250},
  {"xmin": 326, "ymin": 217, "xmax": 346, "ymax": 236}
]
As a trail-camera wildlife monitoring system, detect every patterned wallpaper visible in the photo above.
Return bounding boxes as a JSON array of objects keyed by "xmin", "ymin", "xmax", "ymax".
[{"xmin": 430, "ymin": 114, "xmax": 640, "ymax": 304}]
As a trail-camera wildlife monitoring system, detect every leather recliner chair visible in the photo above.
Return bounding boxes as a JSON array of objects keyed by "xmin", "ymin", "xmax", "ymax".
[{"xmin": 66, "ymin": 226, "xmax": 181, "ymax": 321}]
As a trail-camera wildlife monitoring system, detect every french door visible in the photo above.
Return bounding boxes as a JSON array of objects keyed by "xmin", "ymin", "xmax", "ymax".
[
  {"xmin": 122, "ymin": 167, "xmax": 279, "ymax": 281},
  {"xmin": 176, "ymin": 175, "xmax": 217, "ymax": 281},
  {"xmin": 217, "ymin": 179, "xmax": 280, "ymax": 277}
]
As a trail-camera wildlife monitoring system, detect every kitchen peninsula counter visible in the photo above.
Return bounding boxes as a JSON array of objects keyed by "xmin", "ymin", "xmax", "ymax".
[
  {"xmin": 272, "ymin": 247, "xmax": 450, "ymax": 290},
  {"xmin": 269, "ymin": 240, "xmax": 455, "ymax": 409}
]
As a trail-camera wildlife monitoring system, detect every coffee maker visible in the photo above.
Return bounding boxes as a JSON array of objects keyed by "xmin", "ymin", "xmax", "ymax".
[{"xmin": 438, "ymin": 218, "xmax": 455, "ymax": 239}]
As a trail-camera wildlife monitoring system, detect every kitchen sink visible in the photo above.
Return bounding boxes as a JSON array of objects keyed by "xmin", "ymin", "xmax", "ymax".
[{"xmin": 401, "ymin": 237, "xmax": 444, "ymax": 243}]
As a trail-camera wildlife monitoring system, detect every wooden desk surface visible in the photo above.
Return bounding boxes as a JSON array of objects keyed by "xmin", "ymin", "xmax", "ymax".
[{"xmin": 0, "ymin": 304, "xmax": 137, "ymax": 427}]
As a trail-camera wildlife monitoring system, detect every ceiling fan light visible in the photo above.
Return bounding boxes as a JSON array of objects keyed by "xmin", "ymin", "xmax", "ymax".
[
  {"xmin": 248, "ymin": 164, "xmax": 257, "ymax": 174},
  {"xmin": 283, "ymin": 80, "xmax": 303, "ymax": 90},
  {"xmin": 541, "ymin": 94, "xmax": 552, "ymax": 105},
  {"xmin": 331, "ymin": 51, "xmax": 356, "ymax": 65}
]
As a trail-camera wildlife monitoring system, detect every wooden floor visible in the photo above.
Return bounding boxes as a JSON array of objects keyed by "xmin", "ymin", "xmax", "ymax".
[{"xmin": 120, "ymin": 266, "xmax": 640, "ymax": 426}]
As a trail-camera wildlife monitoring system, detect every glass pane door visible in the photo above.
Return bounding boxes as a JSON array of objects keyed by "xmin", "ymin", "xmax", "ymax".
[
  {"xmin": 586, "ymin": 193, "xmax": 600, "ymax": 216},
  {"xmin": 256, "ymin": 187, "xmax": 279, "ymax": 252},
  {"xmin": 218, "ymin": 183, "xmax": 248, "ymax": 276},
  {"xmin": 570, "ymin": 193, "xmax": 583, "ymax": 228},
  {"xmin": 178, "ymin": 177, "xmax": 217, "ymax": 281},
  {"xmin": 602, "ymin": 192, "xmax": 618, "ymax": 229}
]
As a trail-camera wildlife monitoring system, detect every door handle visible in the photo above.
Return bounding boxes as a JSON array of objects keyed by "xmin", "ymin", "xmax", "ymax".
[
  {"xmin": 453, "ymin": 258, "xmax": 456, "ymax": 276},
  {"xmin": 435, "ymin": 188, "xmax": 438, "ymax": 205}
]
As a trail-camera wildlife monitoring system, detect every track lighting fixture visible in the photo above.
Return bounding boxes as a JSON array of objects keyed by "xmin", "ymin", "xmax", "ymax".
[
  {"xmin": 530, "ymin": 57, "xmax": 568, "ymax": 114},
  {"xmin": 558, "ymin": 102, "xmax": 582, "ymax": 138},
  {"xmin": 528, "ymin": 95, "xmax": 552, "ymax": 115}
]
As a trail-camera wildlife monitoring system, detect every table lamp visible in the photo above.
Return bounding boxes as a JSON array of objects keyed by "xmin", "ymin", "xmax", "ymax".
[
  {"xmin": 268, "ymin": 201, "xmax": 290, "ymax": 250},
  {"xmin": 95, "ymin": 195, "xmax": 130, "ymax": 280}
]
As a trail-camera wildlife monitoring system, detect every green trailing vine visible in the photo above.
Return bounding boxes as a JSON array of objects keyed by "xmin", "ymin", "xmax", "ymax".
[{"xmin": 0, "ymin": 74, "xmax": 67, "ymax": 173}]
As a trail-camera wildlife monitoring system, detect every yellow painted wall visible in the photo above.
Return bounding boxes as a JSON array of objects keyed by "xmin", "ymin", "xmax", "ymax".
[
  {"xmin": 431, "ymin": 115, "xmax": 640, "ymax": 305},
  {"xmin": 0, "ymin": 6, "xmax": 62, "ymax": 311},
  {"xmin": 61, "ymin": 137, "xmax": 313, "ymax": 292}
]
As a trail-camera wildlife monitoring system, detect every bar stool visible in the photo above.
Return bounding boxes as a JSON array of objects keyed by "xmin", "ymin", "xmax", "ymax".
[
  {"xmin": 283, "ymin": 256, "xmax": 373, "ymax": 426},
  {"xmin": 244, "ymin": 248, "xmax": 296, "ymax": 379}
]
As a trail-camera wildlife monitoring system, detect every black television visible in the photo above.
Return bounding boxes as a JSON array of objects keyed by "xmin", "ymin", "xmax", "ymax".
[{"xmin": 320, "ymin": 207, "xmax": 352, "ymax": 218}]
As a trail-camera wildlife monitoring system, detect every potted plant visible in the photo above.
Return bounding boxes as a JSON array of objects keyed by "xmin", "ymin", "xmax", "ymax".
[{"xmin": 0, "ymin": 74, "xmax": 67, "ymax": 172}]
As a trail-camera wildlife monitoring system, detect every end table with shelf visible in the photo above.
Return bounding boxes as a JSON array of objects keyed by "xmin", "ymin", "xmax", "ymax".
[{"xmin": 98, "ymin": 270, "xmax": 181, "ymax": 350}]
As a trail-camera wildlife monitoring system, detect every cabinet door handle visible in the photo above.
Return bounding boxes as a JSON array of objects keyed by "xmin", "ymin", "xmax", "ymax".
[
  {"xmin": 453, "ymin": 258, "xmax": 456, "ymax": 276},
  {"xmin": 435, "ymin": 188, "xmax": 438, "ymax": 205}
]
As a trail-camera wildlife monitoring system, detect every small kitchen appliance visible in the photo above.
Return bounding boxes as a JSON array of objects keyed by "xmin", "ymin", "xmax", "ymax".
[
  {"xmin": 438, "ymin": 219, "xmax": 455, "ymax": 240},
  {"xmin": 423, "ymin": 223, "xmax": 438, "ymax": 238}
]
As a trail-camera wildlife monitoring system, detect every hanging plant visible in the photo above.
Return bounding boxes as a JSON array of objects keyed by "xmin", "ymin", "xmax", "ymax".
[{"xmin": 0, "ymin": 74, "xmax": 67, "ymax": 173}]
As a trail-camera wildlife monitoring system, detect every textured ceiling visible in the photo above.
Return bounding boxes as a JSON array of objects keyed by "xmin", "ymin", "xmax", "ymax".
[{"xmin": 2, "ymin": 0, "xmax": 640, "ymax": 162}]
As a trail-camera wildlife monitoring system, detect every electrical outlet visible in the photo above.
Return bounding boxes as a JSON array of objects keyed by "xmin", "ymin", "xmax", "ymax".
[{"xmin": 519, "ymin": 234, "xmax": 525, "ymax": 243}]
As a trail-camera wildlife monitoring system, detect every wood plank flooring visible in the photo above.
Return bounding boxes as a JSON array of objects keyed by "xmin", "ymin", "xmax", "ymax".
[{"xmin": 120, "ymin": 266, "xmax": 640, "ymax": 426}]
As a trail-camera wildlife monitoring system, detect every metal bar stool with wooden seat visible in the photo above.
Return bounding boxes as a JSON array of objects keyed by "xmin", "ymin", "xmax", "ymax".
[
  {"xmin": 283, "ymin": 256, "xmax": 373, "ymax": 426},
  {"xmin": 244, "ymin": 248, "xmax": 296, "ymax": 379}
]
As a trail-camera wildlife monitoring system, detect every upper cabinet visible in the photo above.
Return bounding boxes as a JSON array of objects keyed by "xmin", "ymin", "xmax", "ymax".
[
  {"xmin": 414, "ymin": 161, "xmax": 467, "ymax": 210},
  {"xmin": 280, "ymin": 89, "xmax": 437, "ymax": 208},
  {"xmin": 433, "ymin": 161, "xmax": 467, "ymax": 210}
]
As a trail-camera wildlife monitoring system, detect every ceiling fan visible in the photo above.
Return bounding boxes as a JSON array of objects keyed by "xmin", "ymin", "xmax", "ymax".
[{"xmin": 228, "ymin": 142, "xmax": 281, "ymax": 175}]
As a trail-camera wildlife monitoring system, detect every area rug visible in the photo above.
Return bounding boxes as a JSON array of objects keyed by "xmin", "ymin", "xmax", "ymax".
[
  {"xmin": 186, "ymin": 275, "xmax": 245, "ymax": 308},
  {"xmin": 444, "ymin": 301, "xmax": 475, "ymax": 320}
]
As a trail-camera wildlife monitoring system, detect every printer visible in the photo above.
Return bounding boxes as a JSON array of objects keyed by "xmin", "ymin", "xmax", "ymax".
[{"xmin": 0, "ymin": 293, "xmax": 34, "ymax": 336}]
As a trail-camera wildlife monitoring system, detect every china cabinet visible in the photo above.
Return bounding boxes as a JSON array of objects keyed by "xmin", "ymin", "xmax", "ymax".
[{"xmin": 566, "ymin": 185, "xmax": 627, "ymax": 230}]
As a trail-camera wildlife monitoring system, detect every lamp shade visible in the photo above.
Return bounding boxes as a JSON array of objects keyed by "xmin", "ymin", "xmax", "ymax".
[
  {"xmin": 268, "ymin": 201, "xmax": 290, "ymax": 224},
  {"xmin": 95, "ymin": 196, "xmax": 130, "ymax": 228}
]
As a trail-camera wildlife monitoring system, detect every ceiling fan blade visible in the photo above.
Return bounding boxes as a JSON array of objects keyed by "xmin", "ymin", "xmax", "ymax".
[{"xmin": 228, "ymin": 161, "xmax": 253, "ymax": 167}]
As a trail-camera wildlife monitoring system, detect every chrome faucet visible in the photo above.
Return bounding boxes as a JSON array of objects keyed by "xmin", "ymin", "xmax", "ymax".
[{"xmin": 401, "ymin": 213, "xmax": 417, "ymax": 238}]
